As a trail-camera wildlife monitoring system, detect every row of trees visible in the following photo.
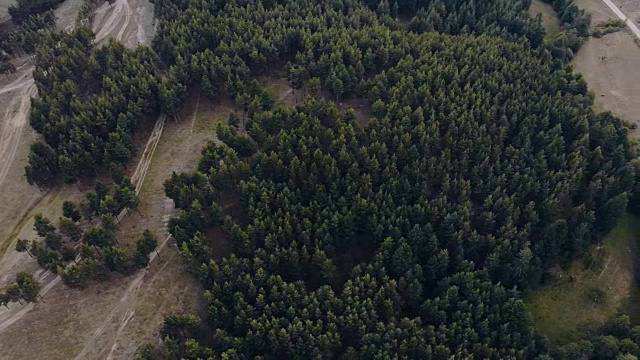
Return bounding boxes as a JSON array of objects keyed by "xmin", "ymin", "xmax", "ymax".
[
  {"xmin": 15, "ymin": 179, "xmax": 157, "ymax": 288},
  {"xmin": 0, "ymin": 272, "xmax": 41, "ymax": 309}
]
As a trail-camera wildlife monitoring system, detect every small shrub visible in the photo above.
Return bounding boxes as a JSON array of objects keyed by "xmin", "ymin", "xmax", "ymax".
[{"xmin": 592, "ymin": 19, "xmax": 626, "ymax": 38}]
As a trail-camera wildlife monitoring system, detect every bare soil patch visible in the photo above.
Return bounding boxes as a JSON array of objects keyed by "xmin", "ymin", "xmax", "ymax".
[{"xmin": 92, "ymin": 0, "xmax": 156, "ymax": 48}]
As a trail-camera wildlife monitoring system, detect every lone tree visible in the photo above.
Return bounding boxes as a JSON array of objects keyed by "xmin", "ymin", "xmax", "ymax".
[
  {"xmin": 15, "ymin": 239, "xmax": 32, "ymax": 257},
  {"xmin": 100, "ymin": 214, "xmax": 120, "ymax": 235},
  {"xmin": 83, "ymin": 227, "xmax": 116, "ymax": 253},
  {"xmin": 100, "ymin": 195, "xmax": 120, "ymax": 216},
  {"xmin": 59, "ymin": 216, "xmax": 83, "ymax": 242},
  {"xmin": 115, "ymin": 185, "xmax": 141, "ymax": 216},
  {"xmin": 134, "ymin": 229, "xmax": 159, "ymax": 268}
]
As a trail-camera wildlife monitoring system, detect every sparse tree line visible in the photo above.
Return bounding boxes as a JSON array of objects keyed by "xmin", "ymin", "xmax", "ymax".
[
  {"xmin": 559, "ymin": 315, "xmax": 640, "ymax": 359},
  {"xmin": 12, "ymin": 179, "xmax": 157, "ymax": 289}
]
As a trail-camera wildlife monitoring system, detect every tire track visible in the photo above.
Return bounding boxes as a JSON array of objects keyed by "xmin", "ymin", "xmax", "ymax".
[
  {"xmin": 0, "ymin": 113, "xmax": 166, "ymax": 332},
  {"xmin": 0, "ymin": 83, "xmax": 37, "ymax": 188}
]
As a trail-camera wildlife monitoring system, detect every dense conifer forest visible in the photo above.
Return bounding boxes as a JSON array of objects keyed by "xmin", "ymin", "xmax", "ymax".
[{"xmin": 4, "ymin": 0, "xmax": 639, "ymax": 358}]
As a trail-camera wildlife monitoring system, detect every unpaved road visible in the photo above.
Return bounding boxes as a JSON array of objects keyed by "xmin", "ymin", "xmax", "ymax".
[
  {"xmin": 601, "ymin": 0, "xmax": 640, "ymax": 39},
  {"xmin": 93, "ymin": 0, "xmax": 155, "ymax": 47}
]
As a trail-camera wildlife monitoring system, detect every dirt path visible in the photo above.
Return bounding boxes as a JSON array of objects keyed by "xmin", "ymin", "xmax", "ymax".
[
  {"xmin": 601, "ymin": 0, "xmax": 640, "ymax": 39},
  {"xmin": 93, "ymin": 0, "xmax": 155, "ymax": 47}
]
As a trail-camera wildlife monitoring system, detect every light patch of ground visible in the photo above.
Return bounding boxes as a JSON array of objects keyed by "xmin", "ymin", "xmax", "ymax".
[
  {"xmin": 614, "ymin": 0, "xmax": 640, "ymax": 28},
  {"xmin": 526, "ymin": 214, "xmax": 640, "ymax": 345},
  {"xmin": 261, "ymin": 75, "xmax": 298, "ymax": 107},
  {"xmin": 261, "ymin": 75, "xmax": 373, "ymax": 127},
  {"xmin": 529, "ymin": 0, "xmax": 561, "ymax": 36},
  {"xmin": 572, "ymin": 0, "xmax": 640, "ymax": 137},
  {"xmin": 92, "ymin": 0, "xmax": 156, "ymax": 48},
  {"xmin": 55, "ymin": 0, "xmax": 83, "ymax": 32},
  {"xmin": 0, "ymin": 0, "xmax": 13, "ymax": 19}
]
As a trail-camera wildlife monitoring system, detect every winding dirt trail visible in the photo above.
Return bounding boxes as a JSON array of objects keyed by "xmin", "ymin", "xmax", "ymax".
[{"xmin": 0, "ymin": 82, "xmax": 35, "ymax": 188}]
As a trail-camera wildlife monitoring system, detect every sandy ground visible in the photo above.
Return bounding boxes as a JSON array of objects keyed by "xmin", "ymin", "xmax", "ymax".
[
  {"xmin": 0, "ymin": 0, "xmax": 13, "ymax": 19},
  {"xmin": 92, "ymin": 0, "xmax": 156, "ymax": 47},
  {"xmin": 572, "ymin": 0, "xmax": 640, "ymax": 136}
]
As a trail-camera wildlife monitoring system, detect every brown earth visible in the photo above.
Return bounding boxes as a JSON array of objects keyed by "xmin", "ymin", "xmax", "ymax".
[{"xmin": 572, "ymin": 0, "xmax": 640, "ymax": 137}]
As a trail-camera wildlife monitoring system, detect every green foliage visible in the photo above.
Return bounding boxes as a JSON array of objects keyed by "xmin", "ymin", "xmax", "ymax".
[
  {"xmin": 133, "ymin": 230, "xmax": 158, "ymax": 269},
  {"xmin": 8, "ymin": 0, "xmax": 65, "ymax": 24},
  {"xmin": 592, "ymin": 18, "xmax": 625, "ymax": 38},
  {"xmin": 59, "ymin": 216, "xmax": 83, "ymax": 242},
  {"xmin": 62, "ymin": 201, "xmax": 82, "ymax": 222},
  {"xmin": 25, "ymin": 142, "xmax": 59, "ymax": 187},
  {"xmin": 560, "ymin": 315, "xmax": 640, "ymax": 359},
  {"xmin": 27, "ymin": 30, "xmax": 160, "ymax": 184},
  {"xmin": 33, "ymin": 213, "xmax": 56, "ymax": 238}
]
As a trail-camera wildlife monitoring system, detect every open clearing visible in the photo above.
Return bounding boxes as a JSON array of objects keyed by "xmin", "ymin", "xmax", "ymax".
[
  {"xmin": 526, "ymin": 214, "xmax": 640, "ymax": 345},
  {"xmin": 571, "ymin": 0, "xmax": 640, "ymax": 137},
  {"xmin": 529, "ymin": 0, "xmax": 561, "ymax": 36}
]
